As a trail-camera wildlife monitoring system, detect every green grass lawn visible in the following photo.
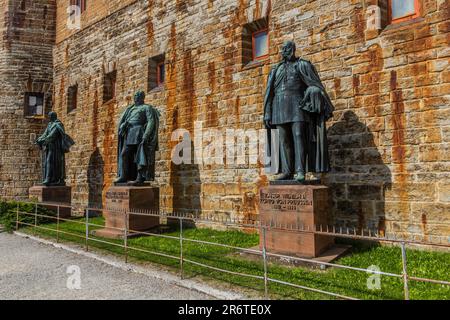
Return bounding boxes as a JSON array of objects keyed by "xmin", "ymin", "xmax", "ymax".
[{"xmin": 19, "ymin": 217, "xmax": 450, "ymax": 300}]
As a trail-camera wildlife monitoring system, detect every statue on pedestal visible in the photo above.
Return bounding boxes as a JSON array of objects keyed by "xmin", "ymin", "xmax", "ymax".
[
  {"xmin": 264, "ymin": 41, "xmax": 335, "ymax": 182},
  {"xmin": 35, "ymin": 112, "xmax": 75, "ymax": 186},
  {"xmin": 114, "ymin": 90, "xmax": 160, "ymax": 186}
]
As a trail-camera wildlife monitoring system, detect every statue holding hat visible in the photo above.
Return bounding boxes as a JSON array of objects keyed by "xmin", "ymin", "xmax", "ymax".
[{"xmin": 264, "ymin": 41, "xmax": 335, "ymax": 182}]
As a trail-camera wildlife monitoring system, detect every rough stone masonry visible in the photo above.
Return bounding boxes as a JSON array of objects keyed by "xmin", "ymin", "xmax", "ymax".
[
  {"xmin": 0, "ymin": 0, "xmax": 55, "ymax": 198},
  {"xmin": 0, "ymin": 0, "xmax": 449, "ymax": 240}
]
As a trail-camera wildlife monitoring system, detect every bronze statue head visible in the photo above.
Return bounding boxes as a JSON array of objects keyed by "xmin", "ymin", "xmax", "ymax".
[
  {"xmin": 134, "ymin": 90, "xmax": 145, "ymax": 106},
  {"xmin": 281, "ymin": 41, "xmax": 296, "ymax": 62},
  {"xmin": 48, "ymin": 111, "xmax": 57, "ymax": 122}
]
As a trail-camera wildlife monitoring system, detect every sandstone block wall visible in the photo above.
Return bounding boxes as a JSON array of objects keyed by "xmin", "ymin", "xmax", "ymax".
[
  {"xmin": 0, "ymin": 0, "xmax": 56, "ymax": 199},
  {"xmin": 3, "ymin": 0, "xmax": 448, "ymax": 240}
]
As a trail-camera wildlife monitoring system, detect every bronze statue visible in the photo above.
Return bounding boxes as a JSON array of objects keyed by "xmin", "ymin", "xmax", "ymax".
[
  {"xmin": 264, "ymin": 41, "xmax": 334, "ymax": 182},
  {"xmin": 35, "ymin": 112, "xmax": 75, "ymax": 186},
  {"xmin": 115, "ymin": 90, "xmax": 160, "ymax": 186}
]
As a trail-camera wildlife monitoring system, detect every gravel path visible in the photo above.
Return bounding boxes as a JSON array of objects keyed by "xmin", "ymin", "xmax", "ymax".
[{"xmin": 0, "ymin": 232, "xmax": 213, "ymax": 300}]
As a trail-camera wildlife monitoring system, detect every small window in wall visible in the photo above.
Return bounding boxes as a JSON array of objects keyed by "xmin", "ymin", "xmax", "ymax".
[
  {"xmin": 103, "ymin": 71, "xmax": 117, "ymax": 103},
  {"xmin": 24, "ymin": 92, "xmax": 45, "ymax": 117},
  {"xmin": 252, "ymin": 29, "xmax": 269, "ymax": 60},
  {"xmin": 148, "ymin": 54, "xmax": 165, "ymax": 91},
  {"xmin": 70, "ymin": 0, "xmax": 87, "ymax": 13},
  {"xmin": 242, "ymin": 18, "xmax": 269, "ymax": 66},
  {"xmin": 67, "ymin": 85, "xmax": 78, "ymax": 113},
  {"xmin": 389, "ymin": 0, "xmax": 420, "ymax": 24}
]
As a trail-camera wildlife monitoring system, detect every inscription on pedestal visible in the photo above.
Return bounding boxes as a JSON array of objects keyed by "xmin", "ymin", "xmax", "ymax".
[
  {"xmin": 259, "ymin": 185, "xmax": 334, "ymax": 258},
  {"xmin": 93, "ymin": 186, "xmax": 160, "ymax": 239},
  {"xmin": 106, "ymin": 190, "xmax": 129, "ymax": 200},
  {"xmin": 260, "ymin": 190, "xmax": 313, "ymax": 212},
  {"xmin": 106, "ymin": 190, "xmax": 129, "ymax": 210}
]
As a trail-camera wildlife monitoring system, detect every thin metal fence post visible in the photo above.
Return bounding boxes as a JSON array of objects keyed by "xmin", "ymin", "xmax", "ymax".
[
  {"xmin": 180, "ymin": 217, "xmax": 184, "ymax": 280},
  {"xmin": 15, "ymin": 203, "xmax": 19, "ymax": 231},
  {"xmin": 262, "ymin": 226, "xmax": 269, "ymax": 299},
  {"xmin": 34, "ymin": 202, "xmax": 38, "ymax": 235},
  {"xmin": 124, "ymin": 211, "xmax": 128, "ymax": 263},
  {"xmin": 85, "ymin": 209, "xmax": 89, "ymax": 252},
  {"xmin": 401, "ymin": 242, "xmax": 410, "ymax": 300},
  {"xmin": 56, "ymin": 205, "xmax": 60, "ymax": 243}
]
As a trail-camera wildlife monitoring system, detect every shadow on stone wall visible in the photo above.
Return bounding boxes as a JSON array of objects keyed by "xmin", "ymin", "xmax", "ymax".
[
  {"xmin": 169, "ymin": 141, "xmax": 202, "ymax": 217},
  {"xmin": 87, "ymin": 148, "xmax": 104, "ymax": 211},
  {"xmin": 327, "ymin": 110, "xmax": 392, "ymax": 234}
]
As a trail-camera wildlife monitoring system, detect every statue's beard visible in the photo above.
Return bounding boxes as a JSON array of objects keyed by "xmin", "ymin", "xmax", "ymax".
[{"xmin": 282, "ymin": 52, "xmax": 295, "ymax": 62}]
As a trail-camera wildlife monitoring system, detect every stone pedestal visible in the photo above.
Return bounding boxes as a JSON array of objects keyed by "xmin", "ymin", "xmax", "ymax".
[
  {"xmin": 29, "ymin": 186, "xmax": 72, "ymax": 218},
  {"xmin": 93, "ymin": 186, "xmax": 160, "ymax": 239},
  {"xmin": 259, "ymin": 184, "xmax": 334, "ymax": 258}
]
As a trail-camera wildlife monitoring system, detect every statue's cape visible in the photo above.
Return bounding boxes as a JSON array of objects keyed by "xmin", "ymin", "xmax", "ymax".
[
  {"xmin": 43, "ymin": 120, "xmax": 74, "ymax": 153},
  {"xmin": 297, "ymin": 59, "xmax": 334, "ymax": 120},
  {"xmin": 117, "ymin": 104, "xmax": 160, "ymax": 180},
  {"xmin": 263, "ymin": 59, "xmax": 334, "ymax": 174},
  {"xmin": 55, "ymin": 121, "xmax": 75, "ymax": 153},
  {"xmin": 37, "ymin": 119, "xmax": 74, "ymax": 185}
]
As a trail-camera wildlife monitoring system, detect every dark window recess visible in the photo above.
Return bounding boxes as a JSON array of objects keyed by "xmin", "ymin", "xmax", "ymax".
[
  {"xmin": 67, "ymin": 85, "xmax": 78, "ymax": 113},
  {"xmin": 157, "ymin": 62, "xmax": 165, "ymax": 86},
  {"xmin": 70, "ymin": 0, "xmax": 87, "ymax": 13},
  {"xmin": 376, "ymin": 1, "xmax": 389, "ymax": 29},
  {"xmin": 24, "ymin": 92, "xmax": 45, "ymax": 117},
  {"xmin": 148, "ymin": 54, "xmax": 166, "ymax": 91},
  {"xmin": 242, "ymin": 17, "xmax": 269, "ymax": 66},
  {"xmin": 103, "ymin": 71, "xmax": 117, "ymax": 103}
]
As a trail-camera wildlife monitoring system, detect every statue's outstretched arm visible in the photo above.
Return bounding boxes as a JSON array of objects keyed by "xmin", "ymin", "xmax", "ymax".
[
  {"xmin": 36, "ymin": 126, "xmax": 50, "ymax": 144},
  {"xmin": 44, "ymin": 124, "xmax": 62, "ymax": 144}
]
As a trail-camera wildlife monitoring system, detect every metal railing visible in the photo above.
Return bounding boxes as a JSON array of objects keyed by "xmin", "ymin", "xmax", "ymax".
[{"xmin": 13, "ymin": 201, "xmax": 450, "ymax": 300}]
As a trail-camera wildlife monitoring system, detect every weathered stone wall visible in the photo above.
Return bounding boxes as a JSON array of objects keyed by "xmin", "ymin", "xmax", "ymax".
[
  {"xmin": 51, "ymin": 0, "xmax": 449, "ymax": 239},
  {"xmin": 0, "ymin": 0, "xmax": 56, "ymax": 199},
  {"xmin": 55, "ymin": 0, "xmax": 137, "ymax": 44}
]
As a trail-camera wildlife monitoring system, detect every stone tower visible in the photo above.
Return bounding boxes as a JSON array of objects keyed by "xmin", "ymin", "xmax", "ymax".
[{"xmin": 0, "ymin": 0, "xmax": 56, "ymax": 199}]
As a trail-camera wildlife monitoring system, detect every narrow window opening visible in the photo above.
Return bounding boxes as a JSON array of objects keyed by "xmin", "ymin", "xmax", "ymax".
[
  {"xmin": 103, "ymin": 71, "xmax": 117, "ymax": 103},
  {"xmin": 70, "ymin": 0, "xmax": 87, "ymax": 13},
  {"xmin": 242, "ymin": 18, "xmax": 269, "ymax": 66},
  {"xmin": 24, "ymin": 92, "xmax": 45, "ymax": 117},
  {"xmin": 67, "ymin": 84, "xmax": 78, "ymax": 113},
  {"xmin": 252, "ymin": 29, "xmax": 269, "ymax": 61},
  {"xmin": 148, "ymin": 54, "xmax": 166, "ymax": 91}
]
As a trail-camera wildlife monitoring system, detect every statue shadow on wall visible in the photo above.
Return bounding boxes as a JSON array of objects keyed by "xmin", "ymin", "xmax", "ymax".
[
  {"xmin": 87, "ymin": 148, "xmax": 104, "ymax": 215},
  {"xmin": 327, "ymin": 110, "xmax": 392, "ymax": 235},
  {"xmin": 169, "ymin": 141, "xmax": 202, "ymax": 223}
]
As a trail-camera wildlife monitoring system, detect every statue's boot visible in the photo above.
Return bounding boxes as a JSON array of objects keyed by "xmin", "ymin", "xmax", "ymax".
[
  {"xmin": 275, "ymin": 173, "xmax": 293, "ymax": 181},
  {"xmin": 114, "ymin": 177, "xmax": 127, "ymax": 184},
  {"xmin": 128, "ymin": 172, "xmax": 146, "ymax": 186},
  {"xmin": 294, "ymin": 173, "xmax": 306, "ymax": 183}
]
